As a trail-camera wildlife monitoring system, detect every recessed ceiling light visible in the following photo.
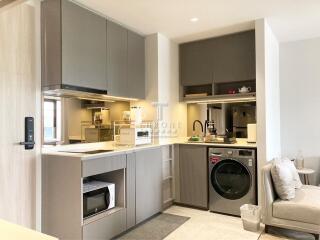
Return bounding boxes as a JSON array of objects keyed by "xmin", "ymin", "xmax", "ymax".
[{"xmin": 190, "ymin": 17, "xmax": 199, "ymax": 23}]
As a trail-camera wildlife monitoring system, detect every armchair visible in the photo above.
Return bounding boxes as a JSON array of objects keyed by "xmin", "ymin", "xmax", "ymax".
[{"xmin": 262, "ymin": 164, "xmax": 320, "ymax": 239}]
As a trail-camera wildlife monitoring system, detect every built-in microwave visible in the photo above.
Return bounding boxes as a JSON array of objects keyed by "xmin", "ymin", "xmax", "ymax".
[
  {"xmin": 119, "ymin": 127, "xmax": 152, "ymax": 146},
  {"xmin": 83, "ymin": 180, "xmax": 115, "ymax": 218}
]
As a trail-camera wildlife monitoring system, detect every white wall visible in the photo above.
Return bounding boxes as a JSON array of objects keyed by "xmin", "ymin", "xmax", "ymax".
[
  {"xmin": 132, "ymin": 33, "xmax": 187, "ymax": 139},
  {"xmin": 255, "ymin": 19, "xmax": 281, "ymax": 205},
  {"xmin": 280, "ymin": 37, "xmax": 320, "ymax": 185}
]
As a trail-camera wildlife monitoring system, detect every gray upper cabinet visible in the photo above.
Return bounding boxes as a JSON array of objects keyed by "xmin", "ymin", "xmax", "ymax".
[
  {"xmin": 135, "ymin": 148, "xmax": 162, "ymax": 224},
  {"xmin": 41, "ymin": 0, "xmax": 107, "ymax": 92},
  {"xmin": 107, "ymin": 21, "xmax": 128, "ymax": 97},
  {"xmin": 61, "ymin": 0, "xmax": 107, "ymax": 90},
  {"xmin": 179, "ymin": 145, "xmax": 208, "ymax": 208},
  {"xmin": 42, "ymin": 0, "xmax": 146, "ymax": 99},
  {"xmin": 128, "ymin": 30, "xmax": 145, "ymax": 99},
  {"xmin": 179, "ymin": 30, "xmax": 255, "ymax": 87},
  {"xmin": 213, "ymin": 30, "xmax": 255, "ymax": 83},
  {"xmin": 180, "ymin": 39, "xmax": 214, "ymax": 86}
]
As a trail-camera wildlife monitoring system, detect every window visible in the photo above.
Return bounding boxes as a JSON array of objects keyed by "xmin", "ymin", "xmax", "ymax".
[{"xmin": 43, "ymin": 98, "xmax": 61, "ymax": 143}]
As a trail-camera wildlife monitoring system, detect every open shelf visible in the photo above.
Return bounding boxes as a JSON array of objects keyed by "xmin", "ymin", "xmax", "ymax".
[
  {"xmin": 183, "ymin": 92, "xmax": 256, "ymax": 104},
  {"xmin": 83, "ymin": 206, "xmax": 124, "ymax": 225}
]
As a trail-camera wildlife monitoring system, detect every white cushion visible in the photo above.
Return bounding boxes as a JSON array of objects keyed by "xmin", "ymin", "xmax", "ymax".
[
  {"xmin": 283, "ymin": 157, "xmax": 303, "ymax": 189},
  {"xmin": 273, "ymin": 185, "xmax": 320, "ymax": 225},
  {"xmin": 271, "ymin": 159, "xmax": 295, "ymax": 200}
]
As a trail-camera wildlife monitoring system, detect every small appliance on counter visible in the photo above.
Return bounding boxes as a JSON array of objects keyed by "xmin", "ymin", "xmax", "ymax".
[
  {"xmin": 119, "ymin": 127, "xmax": 152, "ymax": 146},
  {"xmin": 247, "ymin": 123, "xmax": 257, "ymax": 143},
  {"xmin": 83, "ymin": 180, "xmax": 115, "ymax": 218}
]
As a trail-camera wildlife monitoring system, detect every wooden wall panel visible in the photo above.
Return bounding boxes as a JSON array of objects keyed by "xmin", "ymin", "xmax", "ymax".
[{"xmin": 0, "ymin": 2, "xmax": 38, "ymax": 228}]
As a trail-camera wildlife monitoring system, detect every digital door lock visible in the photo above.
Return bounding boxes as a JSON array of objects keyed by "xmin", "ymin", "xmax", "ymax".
[{"xmin": 20, "ymin": 117, "xmax": 35, "ymax": 150}]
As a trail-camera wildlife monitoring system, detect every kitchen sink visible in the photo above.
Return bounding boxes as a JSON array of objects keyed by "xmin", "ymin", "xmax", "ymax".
[{"xmin": 59, "ymin": 149, "xmax": 114, "ymax": 154}]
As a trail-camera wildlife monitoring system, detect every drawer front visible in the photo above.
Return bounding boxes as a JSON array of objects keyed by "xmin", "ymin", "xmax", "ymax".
[
  {"xmin": 83, "ymin": 208, "xmax": 126, "ymax": 240},
  {"xmin": 82, "ymin": 154, "xmax": 126, "ymax": 177}
]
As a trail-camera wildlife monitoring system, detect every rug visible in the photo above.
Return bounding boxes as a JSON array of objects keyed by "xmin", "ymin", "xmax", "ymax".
[{"xmin": 116, "ymin": 213, "xmax": 190, "ymax": 240}]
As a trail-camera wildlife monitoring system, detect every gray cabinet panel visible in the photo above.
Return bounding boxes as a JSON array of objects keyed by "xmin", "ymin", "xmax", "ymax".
[
  {"xmin": 41, "ymin": 0, "xmax": 62, "ymax": 88},
  {"xmin": 179, "ymin": 145, "xmax": 208, "ymax": 208},
  {"xmin": 180, "ymin": 39, "xmax": 214, "ymax": 86},
  {"xmin": 61, "ymin": 0, "xmax": 107, "ymax": 90},
  {"xmin": 83, "ymin": 208, "xmax": 126, "ymax": 240},
  {"xmin": 128, "ymin": 30, "xmax": 145, "ymax": 99},
  {"xmin": 126, "ymin": 153, "xmax": 136, "ymax": 229},
  {"xmin": 213, "ymin": 30, "xmax": 255, "ymax": 83},
  {"xmin": 107, "ymin": 20, "xmax": 128, "ymax": 97},
  {"xmin": 82, "ymin": 154, "xmax": 126, "ymax": 177},
  {"xmin": 135, "ymin": 148, "xmax": 162, "ymax": 224}
]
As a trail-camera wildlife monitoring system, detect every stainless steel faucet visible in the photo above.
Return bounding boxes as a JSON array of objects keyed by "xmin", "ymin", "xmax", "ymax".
[{"xmin": 192, "ymin": 120, "xmax": 204, "ymax": 136}]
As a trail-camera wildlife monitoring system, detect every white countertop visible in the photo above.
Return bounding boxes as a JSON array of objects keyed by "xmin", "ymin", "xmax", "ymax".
[
  {"xmin": 0, "ymin": 219, "xmax": 57, "ymax": 240},
  {"xmin": 42, "ymin": 137, "xmax": 256, "ymax": 160}
]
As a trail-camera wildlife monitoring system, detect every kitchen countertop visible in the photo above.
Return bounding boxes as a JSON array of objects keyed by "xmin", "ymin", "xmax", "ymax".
[
  {"xmin": 0, "ymin": 219, "xmax": 57, "ymax": 240},
  {"xmin": 42, "ymin": 137, "xmax": 256, "ymax": 160}
]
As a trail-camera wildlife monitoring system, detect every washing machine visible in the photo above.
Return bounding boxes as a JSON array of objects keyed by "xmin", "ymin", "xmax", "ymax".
[{"xmin": 209, "ymin": 147, "xmax": 257, "ymax": 216}]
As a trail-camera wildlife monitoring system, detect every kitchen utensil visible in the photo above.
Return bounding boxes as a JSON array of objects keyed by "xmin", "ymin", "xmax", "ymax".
[
  {"xmin": 238, "ymin": 86, "xmax": 251, "ymax": 93},
  {"xmin": 131, "ymin": 106, "xmax": 144, "ymax": 125},
  {"xmin": 247, "ymin": 124, "xmax": 257, "ymax": 143}
]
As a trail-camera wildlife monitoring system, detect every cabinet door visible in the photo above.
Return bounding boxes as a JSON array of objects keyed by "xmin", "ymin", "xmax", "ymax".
[
  {"xmin": 61, "ymin": 0, "xmax": 107, "ymax": 90},
  {"xmin": 135, "ymin": 148, "xmax": 162, "ymax": 224},
  {"xmin": 107, "ymin": 20, "xmax": 128, "ymax": 97},
  {"xmin": 128, "ymin": 30, "xmax": 145, "ymax": 99},
  {"xmin": 179, "ymin": 145, "xmax": 208, "ymax": 208},
  {"xmin": 213, "ymin": 30, "xmax": 255, "ymax": 83},
  {"xmin": 126, "ymin": 153, "xmax": 136, "ymax": 229},
  {"xmin": 180, "ymin": 39, "xmax": 214, "ymax": 86}
]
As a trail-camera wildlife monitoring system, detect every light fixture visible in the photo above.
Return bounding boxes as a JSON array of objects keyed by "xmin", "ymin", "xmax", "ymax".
[
  {"xmin": 185, "ymin": 96, "xmax": 256, "ymax": 104},
  {"xmin": 101, "ymin": 95, "xmax": 139, "ymax": 102},
  {"xmin": 190, "ymin": 17, "xmax": 199, "ymax": 23},
  {"xmin": 78, "ymin": 97, "xmax": 115, "ymax": 103}
]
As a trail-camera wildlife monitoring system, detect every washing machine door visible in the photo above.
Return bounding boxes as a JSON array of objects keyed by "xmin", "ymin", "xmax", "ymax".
[{"xmin": 211, "ymin": 159, "xmax": 251, "ymax": 200}]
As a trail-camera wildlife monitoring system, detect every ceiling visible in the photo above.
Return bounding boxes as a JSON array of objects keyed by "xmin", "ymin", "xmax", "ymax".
[{"xmin": 75, "ymin": 0, "xmax": 320, "ymax": 43}]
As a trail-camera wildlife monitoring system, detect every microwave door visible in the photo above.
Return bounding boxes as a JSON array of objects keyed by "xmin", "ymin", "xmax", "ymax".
[{"xmin": 84, "ymin": 187, "xmax": 110, "ymax": 218}]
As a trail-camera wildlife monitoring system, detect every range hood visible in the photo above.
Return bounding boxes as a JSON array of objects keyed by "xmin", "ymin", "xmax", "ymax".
[
  {"xmin": 183, "ymin": 92, "xmax": 256, "ymax": 104},
  {"xmin": 42, "ymin": 85, "xmax": 138, "ymax": 102}
]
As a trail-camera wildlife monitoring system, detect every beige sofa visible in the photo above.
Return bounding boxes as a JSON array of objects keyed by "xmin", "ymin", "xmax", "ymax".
[{"xmin": 262, "ymin": 164, "xmax": 320, "ymax": 239}]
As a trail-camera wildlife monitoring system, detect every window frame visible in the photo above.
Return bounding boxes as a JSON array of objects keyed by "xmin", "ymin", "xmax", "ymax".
[{"xmin": 43, "ymin": 97, "xmax": 62, "ymax": 145}]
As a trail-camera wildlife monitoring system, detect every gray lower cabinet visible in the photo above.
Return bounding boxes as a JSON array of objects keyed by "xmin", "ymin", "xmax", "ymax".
[
  {"xmin": 126, "ymin": 153, "xmax": 136, "ymax": 229},
  {"xmin": 135, "ymin": 148, "xmax": 162, "ymax": 224},
  {"xmin": 107, "ymin": 20, "xmax": 128, "ymax": 97},
  {"xmin": 41, "ymin": 0, "xmax": 107, "ymax": 91},
  {"xmin": 128, "ymin": 30, "xmax": 145, "ymax": 99},
  {"xmin": 179, "ymin": 145, "xmax": 208, "ymax": 208},
  {"xmin": 82, "ymin": 208, "xmax": 126, "ymax": 240}
]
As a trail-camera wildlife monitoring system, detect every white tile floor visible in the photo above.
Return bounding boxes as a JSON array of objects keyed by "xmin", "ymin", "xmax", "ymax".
[{"xmin": 163, "ymin": 205, "xmax": 263, "ymax": 240}]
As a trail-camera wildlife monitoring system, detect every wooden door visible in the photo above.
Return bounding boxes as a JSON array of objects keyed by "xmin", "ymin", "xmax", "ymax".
[
  {"xmin": 135, "ymin": 148, "xmax": 162, "ymax": 224},
  {"xmin": 179, "ymin": 145, "xmax": 208, "ymax": 208},
  {"xmin": 0, "ymin": 1, "xmax": 40, "ymax": 228}
]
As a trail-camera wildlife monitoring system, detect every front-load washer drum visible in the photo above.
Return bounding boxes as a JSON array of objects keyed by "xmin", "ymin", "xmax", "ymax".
[{"xmin": 211, "ymin": 159, "xmax": 251, "ymax": 200}]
